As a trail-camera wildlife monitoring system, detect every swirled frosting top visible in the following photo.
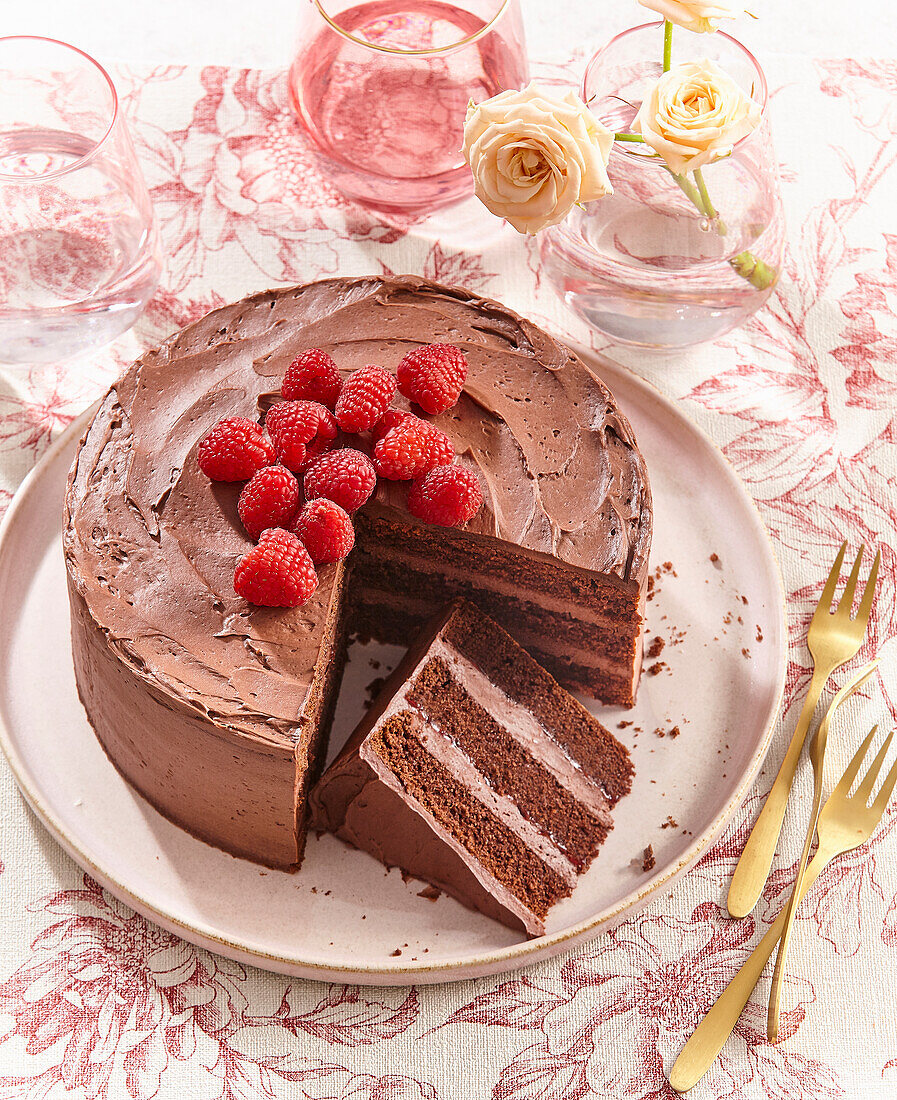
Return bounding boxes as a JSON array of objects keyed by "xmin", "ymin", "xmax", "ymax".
[{"xmin": 64, "ymin": 276, "xmax": 651, "ymax": 746}]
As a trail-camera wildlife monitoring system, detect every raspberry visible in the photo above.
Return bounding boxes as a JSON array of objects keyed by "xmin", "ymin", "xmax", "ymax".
[
  {"xmin": 233, "ymin": 528, "xmax": 318, "ymax": 607},
  {"xmin": 291, "ymin": 498, "xmax": 355, "ymax": 565},
  {"xmin": 373, "ymin": 418, "xmax": 455, "ymax": 480},
  {"xmin": 303, "ymin": 448, "xmax": 376, "ymax": 513},
  {"xmin": 265, "ymin": 400, "xmax": 338, "ymax": 472},
  {"xmin": 197, "ymin": 417, "xmax": 275, "ymax": 482},
  {"xmin": 237, "ymin": 465, "xmax": 301, "ymax": 539},
  {"xmin": 397, "ymin": 344, "xmax": 468, "ymax": 415},
  {"xmin": 282, "ymin": 349, "xmax": 342, "ymax": 408},
  {"xmin": 334, "ymin": 365, "xmax": 396, "ymax": 432},
  {"xmin": 408, "ymin": 464, "xmax": 483, "ymax": 527},
  {"xmin": 371, "ymin": 407, "xmax": 414, "ymax": 444}
]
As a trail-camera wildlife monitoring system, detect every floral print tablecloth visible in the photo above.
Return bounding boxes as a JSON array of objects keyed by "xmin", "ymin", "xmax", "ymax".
[{"xmin": 1, "ymin": 49, "xmax": 896, "ymax": 1100}]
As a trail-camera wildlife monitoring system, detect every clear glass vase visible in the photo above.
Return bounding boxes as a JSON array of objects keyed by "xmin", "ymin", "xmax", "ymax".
[{"xmin": 539, "ymin": 21, "xmax": 784, "ymax": 349}]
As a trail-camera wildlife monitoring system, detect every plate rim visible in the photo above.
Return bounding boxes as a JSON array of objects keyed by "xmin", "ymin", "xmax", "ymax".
[{"xmin": 0, "ymin": 350, "xmax": 787, "ymax": 983}]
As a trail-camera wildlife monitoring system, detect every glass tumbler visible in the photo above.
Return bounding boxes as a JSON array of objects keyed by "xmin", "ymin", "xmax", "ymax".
[
  {"xmin": 0, "ymin": 37, "xmax": 161, "ymax": 364},
  {"xmin": 539, "ymin": 22, "xmax": 785, "ymax": 349},
  {"xmin": 289, "ymin": 0, "xmax": 528, "ymax": 211}
]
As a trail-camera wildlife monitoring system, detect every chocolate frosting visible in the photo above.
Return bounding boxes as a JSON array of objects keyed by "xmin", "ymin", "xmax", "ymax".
[{"xmin": 63, "ymin": 276, "xmax": 651, "ymax": 866}]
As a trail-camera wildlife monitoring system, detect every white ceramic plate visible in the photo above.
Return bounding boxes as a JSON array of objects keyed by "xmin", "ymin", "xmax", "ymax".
[{"xmin": 0, "ymin": 351, "xmax": 786, "ymax": 985}]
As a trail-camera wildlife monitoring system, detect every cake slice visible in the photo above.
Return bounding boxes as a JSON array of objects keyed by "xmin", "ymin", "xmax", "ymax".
[{"xmin": 310, "ymin": 599, "xmax": 633, "ymax": 936}]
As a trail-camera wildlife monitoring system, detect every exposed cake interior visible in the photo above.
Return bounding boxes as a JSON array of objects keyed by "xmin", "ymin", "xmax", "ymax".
[
  {"xmin": 310, "ymin": 599, "xmax": 634, "ymax": 936},
  {"xmin": 349, "ymin": 508, "xmax": 644, "ymax": 706}
]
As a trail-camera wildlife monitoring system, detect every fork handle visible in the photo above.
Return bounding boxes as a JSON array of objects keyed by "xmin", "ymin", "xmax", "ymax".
[
  {"xmin": 766, "ymin": 760, "xmax": 824, "ymax": 1040},
  {"xmin": 669, "ymin": 850, "xmax": 828, "ymax": 1094},
  {"xmin": 727, "ymin": 666, "xmax": 830, "ymax": 918}
]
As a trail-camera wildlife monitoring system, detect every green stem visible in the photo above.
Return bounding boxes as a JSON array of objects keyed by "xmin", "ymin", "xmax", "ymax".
[
  {"xmin": 614, "ymin": 132, "xmax": 645, "ymax": 142},
  {"xmin": 673, "ymin": 168, "xmax": 776, "ymax": 289},
  {"xmin": 730, "ymin": 251, "xmax": 778, "ymax": 290},
  {"xmin": 693, "ymin": 168, "xmax": 717, "ymax": 220},
  {"xmin": 663, "ymin": 20, "xmax": 673, "ymax": 71},
  {"xmin": 671, "ymin": 171, "xmax": 704, "ymax": 211}
]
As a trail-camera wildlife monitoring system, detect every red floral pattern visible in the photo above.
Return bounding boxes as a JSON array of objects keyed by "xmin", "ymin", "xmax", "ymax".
[
  {"xmin": 1, "ymin": 50, "xmax": 896, "ymax": 1098},
  {"xmin": 441, "ymin": 905, "xmax": 842, "ymax": 1100}
]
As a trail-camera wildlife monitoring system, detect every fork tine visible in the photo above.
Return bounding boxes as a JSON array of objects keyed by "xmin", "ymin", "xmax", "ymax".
[
  {"xmin": 832, "ymin": 725, "xmax": 879, "ymax": 797},
  {"xmin": 838, "ymin": 544, "xmax": 865, "ymax": 615},
  {"xmin": 856, "ymin": 730, "xmax": 893, "ymax": 803},
  {"xmin": 872, "ymin": 752, "xmax": 897, "ymax": 817},
  {"xmin": 816, "ymin": 540, "xmax": 847, "ymax": 617},
  {"xmin": 854, "ymin": 548, "xmax": 881, "ymax": 625}
]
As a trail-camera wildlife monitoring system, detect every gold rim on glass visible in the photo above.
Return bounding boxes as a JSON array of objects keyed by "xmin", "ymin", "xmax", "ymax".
[
  {"xmin": 311, "ymin": 0, "xmax": 511, "ymax": 56},
  {"xmin": 0, "ymin": 35, "xmax": 119, "ymax": 183}
]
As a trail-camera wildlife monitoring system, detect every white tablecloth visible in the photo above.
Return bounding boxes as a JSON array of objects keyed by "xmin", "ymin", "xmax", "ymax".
[{"xmin": 1, "ymin": 4, "xmax": 896, "ymax": 1097}]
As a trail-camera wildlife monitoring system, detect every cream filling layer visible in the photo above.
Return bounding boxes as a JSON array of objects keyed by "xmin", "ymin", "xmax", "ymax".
[
  {"xmin": 359, "ymin": 545, "xmax": 640, "ymax": 631},
  {"xmin": 400, "ymin": 709, "xmax": 578, "ymax": 886},
  {"xmin": 359, "ymin": 587, "xmax": 635, "ymax": 675},
  {"xmin": 425, "ymin": 640, "xmax": 614, "ymax": 821}
]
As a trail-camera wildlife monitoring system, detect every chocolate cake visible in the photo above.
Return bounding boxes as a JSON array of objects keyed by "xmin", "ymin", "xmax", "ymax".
[
  {"xmin": 310, "ymin": 600, "xmax": 633, "ymax": 935},
  {"xmin": 63, "ymin": 276, "xmax": 651, "ymax": 871}
]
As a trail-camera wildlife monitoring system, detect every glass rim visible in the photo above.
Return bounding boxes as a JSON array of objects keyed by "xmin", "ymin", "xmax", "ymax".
[
  {"xmin": 582, "ymin": 20, "xmax": 769, "ymax": 159},
  {"xmin": 0, "ymin": 35, "xmax": 119, "ymax": 183},
  {"xmin": 309, "ymin": 0, "xmax": 512, "ymax": 55}
]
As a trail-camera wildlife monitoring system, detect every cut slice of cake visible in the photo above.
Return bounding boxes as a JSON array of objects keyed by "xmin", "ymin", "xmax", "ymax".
[{"xmin": 310, "ymin": 599, "xmax": 633, "ymax": 936}]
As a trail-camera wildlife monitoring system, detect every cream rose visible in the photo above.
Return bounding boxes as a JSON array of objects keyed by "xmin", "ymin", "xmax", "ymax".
[
  {"xmin": 633, "ymin": 60, "xmax": 762, "ymax": 175},
  {"xmin": 637, "ymin": 0, "xmax": 744, "ymax": 33},
  {"xmin": 462, "ymin": 83, "xmax": 614, "ymax": 235}
]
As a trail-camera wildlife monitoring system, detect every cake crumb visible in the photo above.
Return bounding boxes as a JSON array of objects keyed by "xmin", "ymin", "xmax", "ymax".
[
  {"xmin": 617, "ymin": 720, "xmax": 634, "ymax": 729},
  {"xmin": 741, "ymin": 594, "xmax": 749, "ymax": 605},
  {"xmin": 710, "ymin": 553, "xmax": 721, "ymax": 569},
  {"xmin": 647, "ymin": 636, "xmax": 665, "ymax": 659},
  {"xmin": 756, "ymin": 625, "xmax": 763, "ymax": 642},
  {"xmin": 646, "ymin": 661, "xmax": 667, "ymax": 677},
  {"xmin": 417, "ymin": 885, "xmax": 441, "ymax": 901},
  {"xmin": 311, "ymin": 886, "xmax": 318, "ymax": 894},
  {"xmin": 647, "ymin": 575, "xmax": 656, "ymax": 601},
  {"xmin": 661, "ymin": 816, "xmax": 679, "ymax": 829},
  {"xmin": 364, "ymin": 675, "xmax": 388, "ymax": 706},
  {"xmin": 742, "ymin": 647, "xmax": 751, "ymax": 659},
  {"xmin": 390, "ymin": 949, "xmax": 402, "ymax": 957},
  {"xmin": 654, "ymin": 724, "xmax": 681, "ymax": 739},
  {"xmin": 642, "ymin": 845, "xmax": 656, "ymax": 872},
  {"xmin": 324, "ymin": 890, "xmax": 332, "ymax": 896}
]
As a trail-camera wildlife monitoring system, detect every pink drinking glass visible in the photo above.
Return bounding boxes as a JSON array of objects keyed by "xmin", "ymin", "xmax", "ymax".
[{"xmin": 289, "ymin": 0, "xmax": 528, "ymax": 211}]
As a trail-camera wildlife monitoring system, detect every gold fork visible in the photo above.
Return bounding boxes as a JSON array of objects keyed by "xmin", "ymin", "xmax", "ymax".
[
  {"xmin": 727, "ymin": 543, "xmax": 881, "ymax": 918},
  {"xmin": 670, "ymin": 724, "xmax": 897, "ymax": 1093},
  {"xmin": 766, "ymin": 658, "xmax": 879, "ymax": 1041}
]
